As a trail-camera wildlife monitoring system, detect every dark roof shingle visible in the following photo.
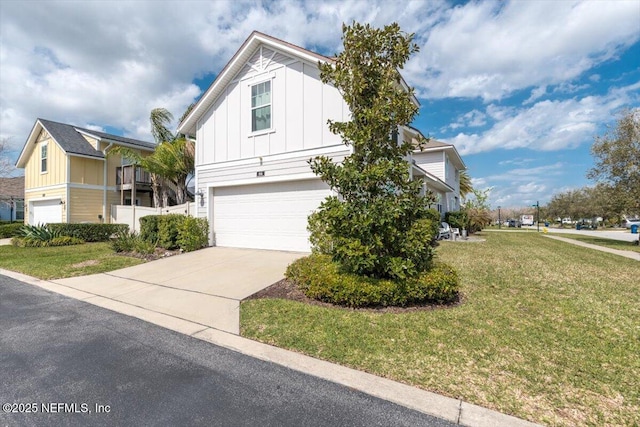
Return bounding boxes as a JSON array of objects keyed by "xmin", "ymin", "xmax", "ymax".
[
  {"xmin": 38, "ymin": 119, "xmax": 155, "ymax": 159},
  {"xmin": 0, "ymin": 176, "xmax": 25, "ymax": 198}
]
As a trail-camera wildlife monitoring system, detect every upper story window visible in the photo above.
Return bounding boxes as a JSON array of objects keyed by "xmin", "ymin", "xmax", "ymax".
[
  {"xmin": 40, "ymin": 143, "xmax": 48, "ymax": 173},
  {"xmin": 251, "ymin": 80, "xmax": 271, "ymax": 132}
]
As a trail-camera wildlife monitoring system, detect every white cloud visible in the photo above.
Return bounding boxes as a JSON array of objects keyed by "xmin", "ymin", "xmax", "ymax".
[
  {"xmin": 446, "ymin": 81, "xmax": 640, "ymax": 156},
  {"xmin": 0, "ymin": 0, "xmax": 638, "ymax": 190},
  {"xmin": 407, "ymin": 0, "xmax": 640, "ymax": 100},
  {"xmin": 448, "ymin": 109, "xmax": 487, "ymax": 130},
  {"xmin": 524, "ymin": 86, "xmax": 547, "ymax": 105},
  {"xmin": 0, "ymin": 0, "xmax": 452, "ymax": 149}
]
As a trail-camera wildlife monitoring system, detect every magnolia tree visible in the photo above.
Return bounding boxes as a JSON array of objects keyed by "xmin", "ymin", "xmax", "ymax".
[{"xmin": 308, "ymin": 22, "xmax": 437, "ymax": 281}]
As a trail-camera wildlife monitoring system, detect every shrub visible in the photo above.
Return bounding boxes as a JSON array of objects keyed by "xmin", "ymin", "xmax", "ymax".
[
  {"xmin": 134, "ymin": 237, "xmax": 156, "ymax": 255},
  {"xmin": 177, "ymin": 217, "xmax": 209, "ymax": 252},
  {"xmin": 0, "ymin": 223, "xmax": 24, "ymax": 238},
  {"xmin": 110, "ymin": 229, "xmax": 156, "ymax": 255},
  {"xmin": 425, "ymin": 208, "xmax": 441, "ymax": 224},
  {"xmin": 48, "ymin": 223, "xmax": 128, "ymax": 242},
  {"xmin": 466, "ymin": 208, "xmax": 492, "ymax": 233},
  {"xmin": 11, "ymin": 236, "xmax": 84, "ymax": 247},
  {"xmin": 110, "ymin": 229, "xmax": 137, "ymax": 253},
  {"xmin": 445, "ymin": 211, "xmax": 468, "ymax": 230},
  {"xmin": 308, "ymin": 212, "xmax": 333, "ymax": 255},
  {"xmin": 286, "ymin": 254, "xmax": 459, "ymax": 308},
  {"xmin": 17, "ymin": 224, "xmax": 62, "ymax": 241},
  {"xmin": 157, "ymin": 214, "xmax": 186, "ymax": 250},
  {"xmin": 139, "ymin": 215, "xmax": 160, "ymax": 243}
]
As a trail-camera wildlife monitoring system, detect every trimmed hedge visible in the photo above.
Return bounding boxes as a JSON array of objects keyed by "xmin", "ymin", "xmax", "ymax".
[
  {"xmin": 177, "ymin": 217, "xmax": 209, "ymax": 252},
  {"xmin": 158, "ymin": 214, "xmax": 184, "ymax": 250},
  {"xmin": 139, "ymin": 215, "xmax": 160, "ymax": 243},
  {"xmin": 286, "ymin": 254, "xmax": 459, "ymax": 308},
  {"xmin": 0, "ymin": 223, "xmax": 23, "ymax": 238},
  {"xmin": 139, "ymin": 214, "xmax": 209, "ymax": 252},
  {"xmin": 49, "ymin": 223, "xmax": 129, "ymax": 242}
]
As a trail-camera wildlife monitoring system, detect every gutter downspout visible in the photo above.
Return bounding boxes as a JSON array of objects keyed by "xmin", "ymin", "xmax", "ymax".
[{"xmin": 102, "ymin": 142, "xmax": 114, "ymax": 223}]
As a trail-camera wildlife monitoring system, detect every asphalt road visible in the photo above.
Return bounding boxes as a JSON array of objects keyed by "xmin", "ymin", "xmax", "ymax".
[{"xmin": 0, "ymin": 275, "xmax": 455, "ymax": 427}]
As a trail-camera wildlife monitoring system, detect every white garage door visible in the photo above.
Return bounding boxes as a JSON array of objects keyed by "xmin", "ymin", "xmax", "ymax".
[
  {"xmin": 31, "ymin": 199, "xmax": 62, "ymax": 225},
  {"xmin": 212, "ymin": 179, "xmax": 330, "ymax": 252}
]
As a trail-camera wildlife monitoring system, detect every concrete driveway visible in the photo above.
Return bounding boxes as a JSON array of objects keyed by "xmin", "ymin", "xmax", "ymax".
[{"xmin": 51, "ymin": 247, "xmax": 304, "ymax": 334}]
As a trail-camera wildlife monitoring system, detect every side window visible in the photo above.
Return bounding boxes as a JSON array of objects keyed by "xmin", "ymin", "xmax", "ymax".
[
  {"xmin": 251, "ymin": 81, "xmax": 271, "ymax": 132},
  {"xmin": 41, "ymin": 143, "xmax": 48, "ymax": 173}
]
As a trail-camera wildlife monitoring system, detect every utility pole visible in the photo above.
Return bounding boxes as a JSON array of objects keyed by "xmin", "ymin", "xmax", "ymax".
[{"xmin": 532, "ymin": 201, "xmax": 540, "ymax": 232}]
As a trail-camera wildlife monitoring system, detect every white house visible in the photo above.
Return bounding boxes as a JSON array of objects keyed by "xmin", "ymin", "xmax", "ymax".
[{"xmin": 178, "ymin": 31, "xmax": 466, "ymax": 252}]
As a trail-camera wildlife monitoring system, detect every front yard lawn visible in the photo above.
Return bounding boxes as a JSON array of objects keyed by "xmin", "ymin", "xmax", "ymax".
[
  {"xmin": 241, "ymin": 232, "xmax": 639, "ymax": 426},
  {"xmin": 0, "ymin": 242, "xmax": 145, "ymax": 279}
]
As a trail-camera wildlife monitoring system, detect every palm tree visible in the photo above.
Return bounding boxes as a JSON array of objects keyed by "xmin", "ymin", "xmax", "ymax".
[
  {"xmin": 459, "ymin": 170, "xmax": 473, "ymax": 202},
  {"xmin": 152, "ymin": 137, "xmax": 195, "ymax": 205},
  {"xmin": 110, "ymin": 108, "xmax": 195, "ymax": 207}
]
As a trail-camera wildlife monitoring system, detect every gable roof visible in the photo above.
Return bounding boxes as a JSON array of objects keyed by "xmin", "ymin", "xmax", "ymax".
[
  {"xmin": 0, "ymin": 176, "xmax": 24, "ymax": 198},
  {"xmin": 406, "ymin": 126, "xmax": 467, "ymax": 171},
  {"xmin": 16, "ymin": 119, "xmax": 155, "ymax": 168},
  {"xmin": 178, "ymin": 31, "xmax": 419, "ymax": 137}
]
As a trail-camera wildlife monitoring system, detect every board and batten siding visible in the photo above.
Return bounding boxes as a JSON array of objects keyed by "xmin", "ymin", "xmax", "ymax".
[
  {"xmin": 195, "ymin": 45, "xmax": 348, "ymax": 167},
  {"xmin": 70, "ymin": 156, "xmax": 103, "ymax": 186},
  {"xmin": 69, "ymin": 187, "xmax": 104, "ymax": 223},
  {"xmin": 24, "ymin": 129, "xmax": 67, "ymax": 190}
]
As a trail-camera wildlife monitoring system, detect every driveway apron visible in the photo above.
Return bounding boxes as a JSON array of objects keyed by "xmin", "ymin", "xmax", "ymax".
[{"xmin": 51, "ymin": 247, "xmax": 304, "ymax": 334}]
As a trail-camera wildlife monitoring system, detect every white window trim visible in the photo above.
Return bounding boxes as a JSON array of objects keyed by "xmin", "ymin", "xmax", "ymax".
[
  {"xmin": 40, "ymin": 142, "xmax": 48, "ymax": 174},
  {"xmin": 248, "ymin": 75, "xmax": 276, "ymax": 137}
]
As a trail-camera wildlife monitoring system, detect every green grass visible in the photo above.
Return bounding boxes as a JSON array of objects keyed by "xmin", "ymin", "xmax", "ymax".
[
  {"xmin": 241, "ymin": 233, "xmax": 640, "ymax": 426},
  {"xmin": 0, "ymin": 242, "xmax": 145, "ymax": 279},
  {"xmin": 553, "ymin": 234, "xmax": 640, "ymax": 253}
]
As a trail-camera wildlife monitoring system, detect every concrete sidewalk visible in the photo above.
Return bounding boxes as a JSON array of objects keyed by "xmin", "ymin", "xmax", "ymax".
[
  {"xmin": 543, "ymin": 235, "xmax": 640, "ymax": 261},
  {"xmin": 0, "ymin": 265, "xmax": 540, "ymax": 427}
]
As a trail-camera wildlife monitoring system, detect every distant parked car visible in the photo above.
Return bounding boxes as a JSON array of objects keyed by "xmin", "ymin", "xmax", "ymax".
[
  {"xmin": 508, "ymin": 219, "xmax": 521, "ymax": 228},
  {"xmin": 623, "ymin": 218, "xmax": 640, "ymax": 229}
]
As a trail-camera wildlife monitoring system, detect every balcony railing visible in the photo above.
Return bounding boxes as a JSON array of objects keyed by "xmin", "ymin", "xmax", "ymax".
[{"xmin": 116, "ymin": 165, "xmax": 152, "ymax": 186}]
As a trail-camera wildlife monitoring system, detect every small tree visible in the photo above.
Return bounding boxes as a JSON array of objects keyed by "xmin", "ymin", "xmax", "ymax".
[
  {"xmin": 111, "ymin": 108, "xmax": 194, "ymax": 207},
  {"xmin": 0, "ymin": 137, "xmax": 15, "ymax": 177},
  {"xmin": 309, "ymin": 22, "xmax": 436, "ymax": 281},
  {"xmin": 463, "ymin": 188, "xmax": 492, "ymax": 233}
]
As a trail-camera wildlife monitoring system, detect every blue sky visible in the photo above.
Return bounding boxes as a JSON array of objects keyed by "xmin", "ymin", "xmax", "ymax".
[{"xmin": 1, "ymin": 0, "xmax": 639, "ymax": 208}]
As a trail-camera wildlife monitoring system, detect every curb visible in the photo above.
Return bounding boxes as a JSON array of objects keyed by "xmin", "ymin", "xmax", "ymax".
[{"xmin": 0, "ymin": 268, "xmax": 541, "ymax": 427}]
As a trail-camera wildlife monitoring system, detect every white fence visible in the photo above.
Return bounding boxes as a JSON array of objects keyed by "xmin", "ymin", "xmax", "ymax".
[{"xmin": 110, "ymin": 202, "xmax": 196, "ymax": 233}]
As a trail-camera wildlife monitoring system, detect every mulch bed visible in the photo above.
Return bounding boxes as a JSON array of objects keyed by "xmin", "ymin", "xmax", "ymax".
[
  {"xmin": 245, "ymin": 278, "xmax": 461, "ymax": 313},
  {"xmin": 117, "ymin": 247, "xmax": 182, "ymax": 261}
]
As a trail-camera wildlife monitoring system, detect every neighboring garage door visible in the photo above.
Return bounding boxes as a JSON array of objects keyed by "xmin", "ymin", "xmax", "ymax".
[
  {"xmin": 212, "ymin": 179, "xmax": 330, "ymax": 252},
  {"xmin": 31, "ymin": 199, "xmax": 62, "ymax": 225}
]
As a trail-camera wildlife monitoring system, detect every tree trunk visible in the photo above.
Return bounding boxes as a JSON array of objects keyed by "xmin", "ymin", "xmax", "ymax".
[{"xmin": 151, "ymin": 173, "xmax": 161, "ymax": 208}]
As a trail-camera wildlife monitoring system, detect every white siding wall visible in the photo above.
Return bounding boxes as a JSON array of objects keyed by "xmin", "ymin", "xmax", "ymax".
[
  {"xmin": 195, "ymin": 44, "xmax": 351, "ymax": 221},
  {"xmin": 195, "ymin": 45, "xmax": 348, "ymax": 167},
  {"xmin": 413, "ymin": 151, "xmax": 445, "ymax": 181}
]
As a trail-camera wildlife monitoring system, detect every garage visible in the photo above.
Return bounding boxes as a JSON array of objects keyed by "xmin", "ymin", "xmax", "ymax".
[
  {"xmin": 30, "ymin": 199, "xmax": 62, "ymax": 225},
  {"xmin": 211, "ymin": 179, "xmax": 330, "ymax": 252}
]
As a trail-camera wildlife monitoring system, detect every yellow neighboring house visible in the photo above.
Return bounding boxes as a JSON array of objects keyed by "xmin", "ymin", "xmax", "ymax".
[{"xmin": 16, "ymin": 118, "xmax": 156, "ymax": 225}]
